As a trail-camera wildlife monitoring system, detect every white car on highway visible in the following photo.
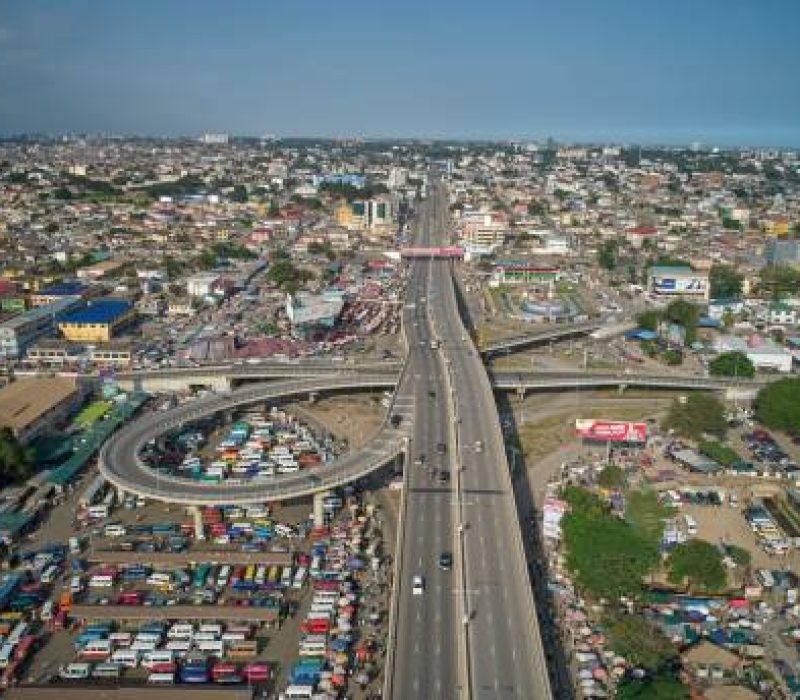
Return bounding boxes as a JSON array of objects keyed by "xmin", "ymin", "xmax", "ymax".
[{"xmin": 412, "ymin": 575, "xmax": 425, "ymax": 596}]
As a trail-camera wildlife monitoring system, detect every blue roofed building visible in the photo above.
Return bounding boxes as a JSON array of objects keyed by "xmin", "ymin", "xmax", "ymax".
[{"xmin": 57, "ymin": 298, "xmax": 136, "ymax": 343}]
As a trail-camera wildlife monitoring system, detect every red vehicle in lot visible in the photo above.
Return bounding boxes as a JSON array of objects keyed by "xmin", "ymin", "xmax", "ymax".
[
  {"xmin": 313, "ymin": 580, "xmax": 340, "ymax": 592},
  {"xmin": 301, "ymin": 619, "xmax": 331, "ymax": 634},
  {"xmin": 242, "ymin": 663, "xmax": 270, "ymax": 682},
  {"xmin": 51, "ymin": 608, "xmax": 67, "ymax": 631},
  {"xmin": 13, "ymin": 635, "xmax": 36, "ymax": 663},
  {"xmin": 150, "ymin": 662, "xmax": 177, "ymax": 674},
  {"xmin": 211, "ymin": 663, "xmax": 237, "ymax": 680},
  {"xmin": 118, "ymin": 591, "xmax": 142, "ymax": 605}
]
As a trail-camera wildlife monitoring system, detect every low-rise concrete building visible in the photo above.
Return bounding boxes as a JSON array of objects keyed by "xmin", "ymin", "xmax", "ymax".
[{"xmin": 0, "ymin": 377, "xmax": 82, "ymax": 444}]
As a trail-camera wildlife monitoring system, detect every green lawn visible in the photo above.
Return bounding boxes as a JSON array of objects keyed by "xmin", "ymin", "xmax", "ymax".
[{"xmin": 74, "ymin": 400, "xmax": 112, "ymax": 428}]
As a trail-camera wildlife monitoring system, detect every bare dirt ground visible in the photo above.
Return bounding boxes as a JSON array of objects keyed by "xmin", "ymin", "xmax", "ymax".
[{"xmin": 291, "ymin": 393, "xmax": 385, "ymax": 450}]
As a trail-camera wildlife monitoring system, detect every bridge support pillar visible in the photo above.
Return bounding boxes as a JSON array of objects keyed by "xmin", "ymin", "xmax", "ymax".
[
  {"xmin": 223, "ymin": 409, "xmax": 234, "ymax": 425},
  {"xmin": 516, "ymin": 386, "xmax": 526, "ymax": 403},
  {"xmin": 618, "ymin": 383, "xmax": 627, "ymax": 396},
  {"xmin": 313, "ymin": 491, "xmax": 331, "ymax": 528},
  {"xmin": 189, "ymin": 506, "xmax": 205, "ymax": 541},
  {"xmin": 308, "ymin": 392, "xmax": 318, "ymax": 404}
]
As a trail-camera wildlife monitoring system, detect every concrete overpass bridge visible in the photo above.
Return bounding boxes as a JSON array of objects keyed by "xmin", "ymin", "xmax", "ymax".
[
  {"xmin": 112, "ymin": 359, "xmax": 401, "ymax": 393},
  {"xmin": 480, "ymin": 321, "xmax": 602, "ymax": 357},
  {"xmin": 491, "ymin": 370, "xmax": 766, "ymax": 400},
  {"xmin": 98, "ymin": 373, "xmax": 406, "ymax": 511}
]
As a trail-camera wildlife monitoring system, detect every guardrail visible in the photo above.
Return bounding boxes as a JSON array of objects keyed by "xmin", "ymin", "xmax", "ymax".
[
  {"xmin": 382, "ymin": 277, "xmax": 414, "ymax": 700},
  {"xmin": 481, "ymin": 322, "xmax": 601, "ymax": 356},
  {"xmin": 99, "ymin": 374, "xmax": 404, "ymax": 505},
  {"xmin": 443, "ymin": 261, "xmax": 553, "ymax": 699}
]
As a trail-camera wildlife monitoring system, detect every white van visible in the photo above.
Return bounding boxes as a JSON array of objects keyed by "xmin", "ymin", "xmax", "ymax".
[
  {"xmin": 142, "ymin": 650, "xmax": 174, "ymax": 669},
  {"xmin": 70, "ymin": 575, "xmax": 84, "ymax": 594},
  {"xmin": 111, "ymin": 649, "xmax": 139, "ymax": 668},
  {"xmin": 298, "ymin": 640, "xmax": 327, "ymax": 657},
  {"xmin": 280, "ymin": 684, "xmax": 314, "ymax": 699},
  {"xmin": 87, "ymin": 505, "xmax": 109, "ymax": 520},
  {"xmin": 40, "ymin": 564, "xmax": 59, "ymax": 584},
  {"xmin": 167, "ymin": 624, "xmax": 194, "ymax": 640},
  {"xmin": 104, "ymin": 524, "xmax": 127, "ymax": 537},
  {"xmin": 0, "ymin": 644, "xmax": 15, "ymax": 670},
  {"xmin": 198, "ymin": 623, "xmax": 222, "ymax": 637},
  {"xmin": 69, "ymin": 536, "xmax": 82, "ymax": 555},
  {"xmin": 108, "ymin": 632, "xmax": 132, "ymax": 647},
  {"xmin": 130, "ymin": 639, "xmax": 158, "ymax": 653},
  {"xmin": 60, "ymin": 663, "xmax": 91, "ymax": 680},
  {"xmin": 165, "ymin": 640, "xmax": 192, "ymax": 656},
  {"xmin": 147, "ymin": 672, "xmax": 175, "ymax": 684},
  {"xmin": 195, "ymin": 639, "xmax": 224, "ymax": 655},
  {"xmin": 221, "ymin": 631, "xmax": 247, "ymax": 643},
  {"xmin": 92, "ymin": 663, "xmax": 122, "ymax": 679}
]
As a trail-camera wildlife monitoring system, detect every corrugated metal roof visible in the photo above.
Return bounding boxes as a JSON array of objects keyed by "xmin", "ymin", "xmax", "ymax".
[{"xmin": 59, "ymin": 299, "xmax": 132, "ymax": 325}]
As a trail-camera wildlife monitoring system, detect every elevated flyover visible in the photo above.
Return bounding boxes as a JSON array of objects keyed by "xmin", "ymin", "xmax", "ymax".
[
  {"xmin": 99, "ymin": 373, "xmax": 408, "ymax": 506},
  {"xmin": 492, "ymin": 370, "xmax": 766, "ymax": 397},
  {"xmin": 114, "ymin": 358, "xmax": 401, "ymax": 392},
  {"xmin": 480, "ymin": 321, "xmax": 601, "ymax": 358}
]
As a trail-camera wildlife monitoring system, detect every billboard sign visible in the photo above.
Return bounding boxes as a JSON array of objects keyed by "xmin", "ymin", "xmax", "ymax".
[
  {"xmin": 575, "ymin": 419, "xmax": 647, "ymax": 443},
  {"xmin": 652, "ymin": 275, "xmax": 706, "ymax": 295}
]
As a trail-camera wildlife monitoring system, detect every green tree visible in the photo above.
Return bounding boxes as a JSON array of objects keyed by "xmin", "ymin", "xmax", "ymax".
[
  {"xmin": 709, "ymin": 264, "xmax": 743, "ymax": 300},
  {"xmin": 664, "ymin": 393, "xmax": 726, "ymax": 440},
  {"xmin": 625, "ymin": 490, "xmax": 674, "ymax": 546},
  {"xmin": 229, "ymin": 185, "xmax": 248, "ymax": 203},
  {"xmin": 636, "ymin": 310, "xmax": 662, "ymax": 331},
  {"xmin": 754, "ymin": 378, "xmax": 800, "ymax": 434},
  {"xmin": 562, "ymin": 488, "xmax": 659, "ymax": 599},
  {"xmin": 606, "ymin": 615, "xmax": 677, "ymax": 669},
  {"xmin": 664, "ymin": 300, "xmax": 699, "ymax": 345},
  {"xmin": 709, "ymin": 351, "xmax": 755, "ymax": 379},
  {"xmin": 0, "ymin": 428, "xmax": 34, "ymax": 485},
  {"xmin": 667, "ymin": 539, "xmax": 727, "ymax": 591},
  {"xmin": 598, "ymin": 240, "xmax": 618, "ymax": 270},
  {"xmin": 616, "ymin": 672, "xmax": 689, "ymax": 700},
  {"xmin": 267, "ymin": 200, "xmax": 281, "ymax": 217},
  {"xmin": 197, "ymin": 249, "xmax": 217, "ymax": 269},
  {"xmin": 53, "ymin": 186, "xmax": 72, "ymax": 200},
  {"xmin": 759, "ymin": 265, "xmax": 800, "ymax": 297},
  {"xmin": 722, "ymin": 216, "xmax": 742, "ymax": 231},
  {"xmin": 597, "ymin": 464, "xmax": 625, "ymax": 490},
  {"xmin": 662, "ymin": 348, "xmax": 683, "ymax": 366},
  {"xmin": 726, "ymin": 544, "xmax": 751, "ymax": 568}
]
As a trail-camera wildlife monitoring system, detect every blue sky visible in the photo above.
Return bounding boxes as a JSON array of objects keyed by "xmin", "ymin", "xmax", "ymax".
[{"xmin": 1, "ymin": 0, "xmax": 799, "ymax": 146}]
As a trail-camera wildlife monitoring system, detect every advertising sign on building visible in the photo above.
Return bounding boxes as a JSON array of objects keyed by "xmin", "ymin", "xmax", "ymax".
[
  {"xmin": 575, "ymin": 419, "xmax": 648, "ymax": 443},
  {"xmin": 652, "ymin": 275, "xmax": 707, "ymax": 295}
]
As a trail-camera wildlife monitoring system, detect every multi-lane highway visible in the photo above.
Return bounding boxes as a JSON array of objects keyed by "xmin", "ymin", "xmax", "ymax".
[{"xmin": 389, "ymin": 179, "xmax": 553, "ymax": 698}]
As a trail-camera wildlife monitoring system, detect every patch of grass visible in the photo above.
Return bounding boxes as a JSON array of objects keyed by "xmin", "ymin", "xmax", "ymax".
[
  {"xmin": 517, "ymin": 406, "xmax": 656, "ymax": 465},
  {"xmin": 74, "ymin": 400, "xmax": 112, "ymax": 428}
]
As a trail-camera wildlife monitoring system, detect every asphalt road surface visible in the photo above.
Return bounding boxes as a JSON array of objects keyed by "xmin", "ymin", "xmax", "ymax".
[{"xmin": 391, "ymin": 178, "xmax": 553, "ymax": 698}]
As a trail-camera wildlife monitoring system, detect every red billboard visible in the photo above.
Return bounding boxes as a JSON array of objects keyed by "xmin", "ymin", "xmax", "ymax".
[{"xmin": 575, "ymin": 419, "xmax": 647, "ymax": 443}]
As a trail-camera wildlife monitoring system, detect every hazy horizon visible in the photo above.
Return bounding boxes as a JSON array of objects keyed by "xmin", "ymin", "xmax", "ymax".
[{"xmin": 2, "ymin": 0, "xmax": 799, "ymax": 148}]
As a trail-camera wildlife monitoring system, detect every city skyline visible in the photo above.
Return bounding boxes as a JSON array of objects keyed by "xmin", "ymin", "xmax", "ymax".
[{"xmin": 1, "ymin": 0, "xmax": 800, "ymax": 147}]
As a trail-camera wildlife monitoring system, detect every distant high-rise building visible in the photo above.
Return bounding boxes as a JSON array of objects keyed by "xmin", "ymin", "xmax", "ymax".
[{"xmin": 201, "ymin": 133, "xmax": 229, "ymax": 145}]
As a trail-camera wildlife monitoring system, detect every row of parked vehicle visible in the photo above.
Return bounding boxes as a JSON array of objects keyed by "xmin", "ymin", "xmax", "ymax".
[
  {"xmin": 61, "ymin": 619, "xmax": 272, "ymax": 685},
  {"xmin": 164, "ymin": 409, "xmax": 334, "ymax": 484},
  {"xmin": 280, "ymin": 503, "xmax": 385, "ymax": 699}
]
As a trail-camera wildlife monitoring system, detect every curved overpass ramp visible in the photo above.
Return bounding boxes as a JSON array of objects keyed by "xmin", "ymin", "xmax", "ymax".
[{"xmin": 99, "ymin": 374, "xmax": 405, "ymax": 505}]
